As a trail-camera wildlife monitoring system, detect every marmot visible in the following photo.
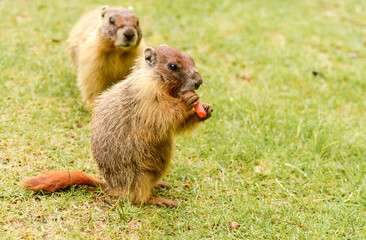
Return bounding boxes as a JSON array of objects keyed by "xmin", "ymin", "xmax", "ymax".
[
  {"xmin": 67, "ymin": 6, "xmax": 146, "ymax": 108},
  {"xmin": 21, "ymin": 45, "xmax": 213, "ymax": 207}
]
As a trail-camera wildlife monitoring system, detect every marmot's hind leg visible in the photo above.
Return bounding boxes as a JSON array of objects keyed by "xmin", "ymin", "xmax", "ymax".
[{"xmin": 130, "ymin": 173, "xmax": 177, "ymax": 208}]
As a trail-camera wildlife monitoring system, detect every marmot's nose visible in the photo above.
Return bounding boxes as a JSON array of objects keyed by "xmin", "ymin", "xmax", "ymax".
[
  {"xmin": 124, "ymin": 29, "xmax": 135, "ymax": 41},
  {"xmin": 194, "ymin": 78, "xmax": 203, "ymax": 89}
]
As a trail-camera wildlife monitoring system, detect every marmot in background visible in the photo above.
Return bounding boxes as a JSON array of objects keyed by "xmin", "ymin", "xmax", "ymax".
[
  {"xmin": 21, "ymin": 45, "xmax": 213, "ymax": 207},
  {"xmin": 67, "ymin": 6, "xmax": 146, "ymax": 108}
]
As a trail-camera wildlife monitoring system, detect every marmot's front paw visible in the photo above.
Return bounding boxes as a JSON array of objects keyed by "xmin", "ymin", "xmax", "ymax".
[
  {"xmin": 200, "ymin": 104, "xmax": 213, "ymax": 121},
  {"xmin": 182, "ymin": 91, "xmax": 199, "ymax": 110}
]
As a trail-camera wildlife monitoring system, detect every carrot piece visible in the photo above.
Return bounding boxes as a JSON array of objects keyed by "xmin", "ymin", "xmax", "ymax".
[
  {"xmin": 194, "ymin": 100, "xmax": 207, "ymax": 118},
  {"xmin": 184, "ymin": 90, "xmax": 207, "ymax": 118}
]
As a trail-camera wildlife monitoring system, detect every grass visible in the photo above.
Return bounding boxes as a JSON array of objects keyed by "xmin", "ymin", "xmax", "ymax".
[{"xmin": 1, "ymin": 0, "xmax": 366, "ymax": 238}]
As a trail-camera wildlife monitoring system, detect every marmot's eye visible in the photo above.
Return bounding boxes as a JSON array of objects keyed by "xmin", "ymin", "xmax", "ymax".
[
  {"xmin": 168, "ymin": 64, "xmax": 178, "ymax": 72},
  {"xmin": 109, "ymin": 17, "xmax": 114, "ymax": 24},
  {"xmin": 137, "ymin": 19, "xmax": 139, "ymax": 26}
]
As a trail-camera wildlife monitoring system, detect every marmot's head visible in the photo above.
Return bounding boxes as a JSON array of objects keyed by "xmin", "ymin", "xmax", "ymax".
[
  {"xmin": 144, "ymin": 45, "xmax": 203, "ymax": 98},
  {"xmin": 100, "ymin": 6, "xmax": 142, "ymax": 50}
]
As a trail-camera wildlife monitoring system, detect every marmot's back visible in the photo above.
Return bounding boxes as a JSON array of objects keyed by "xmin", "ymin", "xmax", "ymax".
[
  {"xmin": 67, "ymin": 9, "xmax": 101, "ymax": 67},
  {"xmin": 91, "ymin": 80, "xmax": 138, "ymax": 183},
  {"xmin": 90, "ymin": 71, "xmax": 171, "ymax": 190}
]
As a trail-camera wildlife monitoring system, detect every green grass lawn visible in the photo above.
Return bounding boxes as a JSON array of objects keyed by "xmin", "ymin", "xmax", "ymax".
[{"xmin": 1, "ymin": 0, "xmax": 366, "ymax": 238}]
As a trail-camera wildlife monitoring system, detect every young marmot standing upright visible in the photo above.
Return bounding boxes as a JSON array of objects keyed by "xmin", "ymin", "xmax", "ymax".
[
  {"xmin": 67, "ymin": 6, "xmax": 145, "ymax": 107},
  {"xmin": 21, "ymin": 45, "xmax": 213, "ymax": 207}
]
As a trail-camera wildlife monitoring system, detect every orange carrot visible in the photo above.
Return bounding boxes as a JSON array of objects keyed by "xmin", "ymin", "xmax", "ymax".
[{"xmin": 194, "ymin": 100, "xmax": 207, "ymax": 118}]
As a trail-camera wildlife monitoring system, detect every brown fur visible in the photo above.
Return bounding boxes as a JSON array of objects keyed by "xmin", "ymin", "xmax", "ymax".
[
  {"xmin": 20, "ymin": 171, "xmax": 103, "ymax": 192},
  {"xmin": 21, "ymin": 46, "xmax": 213, "ymax": 207},
  {"xmin": 67, "ymin": 6, "xmax": 146, "ymax": 108}
]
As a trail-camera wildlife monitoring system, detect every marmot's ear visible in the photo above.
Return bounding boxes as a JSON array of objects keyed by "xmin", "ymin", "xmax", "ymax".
[
  {"xmin": 101, "ymin": 5, "xmax": 109, "ymax": 18},
  {"xmin": 128, "ymin": 6, "xmax": 134, "ymax": 11},
  {"xmin": 144, "ymin": 47, "xmax": 157, "ymax": 67}
]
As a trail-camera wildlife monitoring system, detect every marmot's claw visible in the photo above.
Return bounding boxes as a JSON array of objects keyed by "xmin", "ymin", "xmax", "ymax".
[
  {"xmin": 148, "ymin": 197, "xmax": 178, "ymax": 208},
  {"xmin": 182, "ymin": 91, "xmax": 199, "ymax": 109},
  {"xmin": 154, "ymin": 181, "xmax": 171, "ymax": 189},
  {"xmin": 200, "ymin": 104, "xmax": 213, "ymax": 120}
]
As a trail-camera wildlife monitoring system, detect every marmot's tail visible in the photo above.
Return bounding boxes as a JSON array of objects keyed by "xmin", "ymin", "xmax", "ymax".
[{"xmin": 20, "ymin": 171, "xmax": 103, "ymax": 193}]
